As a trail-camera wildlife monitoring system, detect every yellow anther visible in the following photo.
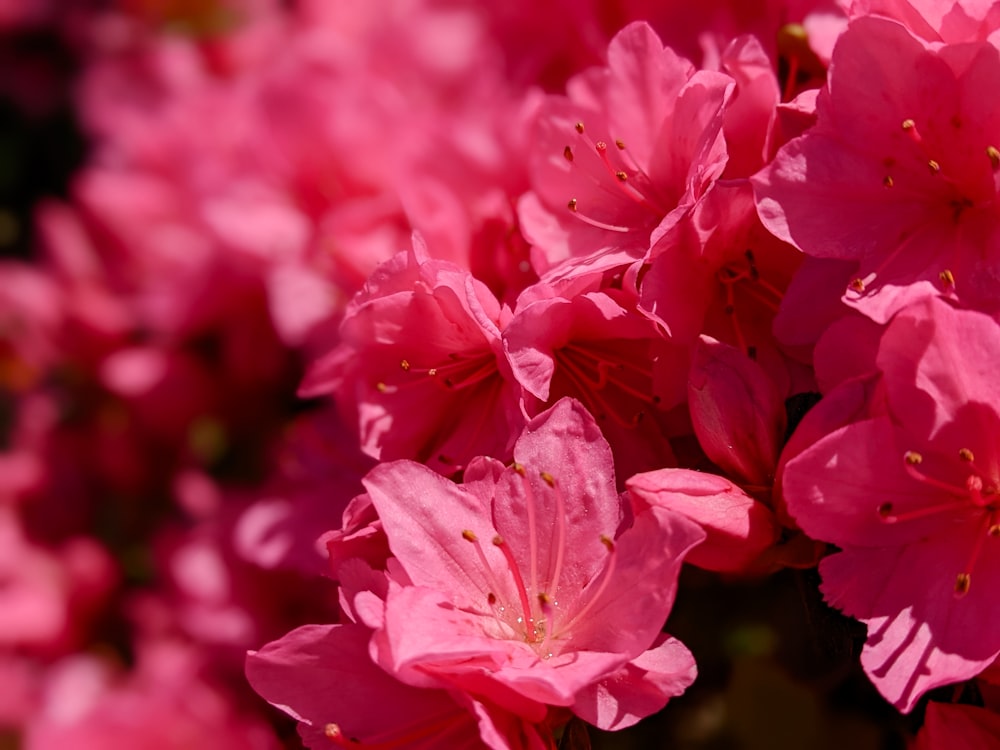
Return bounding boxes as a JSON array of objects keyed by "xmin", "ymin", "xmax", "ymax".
[
  {"xmin": 376, "ymin": 381, "xmax": 388, "ymax": 393},
  {"xmin": 959, "ymin": 448, "xmax": 975, "ymax": 462},
  {"xmin": 904, "ymin": 451, "xmax": 923, "ymax": 465},
  {"xmin": 849, "ymin": 278, "xmax": 866, "ymax": 292},
  {"xmin": 939, "ymin": 269, "xmax": 955, "ymax": 287},
  {"xmin": 902, "ymin": 118, "xmax": 916, "ymax": 130},
  {"xmin": 954, "ymin": 572, "xmax": 971, "ymax": 596},
  {"xmin": 928, "ymin": 159, "xmax": 941, "ymax": 174},
  {"xmin": 462, "ymin": 529, "xmax": 478, "ymax": 542},
  {"xmin": 540, "ymin": 471, "xmax": 555, "ymax": 487},
  {"xmin": 400, "ymin": 359, "xmax": 411, "ymax": 371},
  {"xmin": 615, "ymin": 139, "xmax": 626, "ymax": 150},
  {"xmin": 511, "ymin": 462, "xmax": 526, "ymax": 476},
  {"xmin": 600, "ymin": 535, "xmax": 615, "ymax": 551},
  {"xmin": 988, "ymin": 145, "xmax": 1000, "ymax": 170},
  {"xmin": 615, "ymin": 171, "xmax": 628, "ymax": 181}
]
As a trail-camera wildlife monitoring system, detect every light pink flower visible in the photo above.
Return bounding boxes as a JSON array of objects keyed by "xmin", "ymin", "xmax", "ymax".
[
  {"xmin": 358, "ymin": 399, "xmax": 703, "ymax": 730},
  {"xmin": 782, "ymin": 297, "xmax": 1000, "ymax": 710}
]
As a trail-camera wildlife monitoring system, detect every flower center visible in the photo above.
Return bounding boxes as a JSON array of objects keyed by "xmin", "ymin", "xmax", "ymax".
[
  {"xmin": 461, "ymin": 465, "xmax": 617, "ymax": 658},
  {"xmin": 876, "ymin": 447, "xmax": 999, "ymax": 597},
  {"xmin": 562, "ymin": 121, "xmax": 666, "ymax": 235}
]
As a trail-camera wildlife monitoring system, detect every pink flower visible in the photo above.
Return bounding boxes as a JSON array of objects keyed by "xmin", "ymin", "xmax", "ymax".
[
  {"xmin": 304, "ymin": 237, "xmax": 524, "ymax": 475},
  {"xmin": 848, "ymin": 0, "xmax": 1000, "ymax": 43},
  {"xmin": 247, "ymin": 623, "xmax": 555, "ymax": 749},
  {"xmin": 754, "ymin": 16, "xmax": 1000, "ymax": 322},
  {"xmin": 782, "ymin": 297, "xmax": 1000, "ymax": 710},
  {"xmin": 504, "ymin": 287, "xmax": 688, "ymax": 481},
  {"xmin": 358, "ymin": 398, "xmax": 703, "ymax": 730},
  {"xmin": 518, "ymin": 21, "xmax": 734, "ymax": 272}
]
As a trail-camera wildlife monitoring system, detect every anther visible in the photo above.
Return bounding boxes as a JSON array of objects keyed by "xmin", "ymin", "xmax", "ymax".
[
  {"xmin": 901, "ymin": 119, "xmax": 915, "ymax": 131},
  {"xmin": 883, "ymin": 175, "xmax": 894, "ymax": 188},
  {"xmin": 563, "ymin": 146, "xmax": 574, "ymax": 162},
  {"xmin": 567, "ymin": 198, "xmax": 578, "ymax": 212},
  {"xmin": 575, "ymin": 122, "xmax": 585, "ymax": 134},
  {"xmin": 615, "ymin": 171, "xmax": 628, "ymax": 181},
  {"xmin": 615, "ymin": 139, "xmax": 626, "ymax": 150},
  {"xmin": 928, "ymin": 159, "xmax": 941, "ymax": 175},
  {"xmin": 375, "ymin": 382, "xmax": 388, "ymax": 393},
  {"xmin": 959, "ymin": 448, "xmax": 975, "ymax": 462},
  {"xmin": 487, "ymin": 592, "xmax": 497, "ymax": 604},
  {"xmin": 512, "ymin": 462, "xmax": 526, "ymax": 476},
  {"xmin": 540, "ymin": 471, "xmax": 555, "ymax": 488},
  {"xmin": 954, "ymin": 572, "xmax": 971, "ymax": 597},
  {"xmin": 462, "ymin": 529, "xmax": 478, "ymax": 542},
  {"xmin": 877, "ymin": 502, "xmax": 894, "ymax": 519},
  {"xmin": 600, "ymin": 535, "xmax": 614, "ymax": 551},
  {"xmin": 538, "ymin": 592, "xmax": 553, "ymax": 606},
  {"xmin": 988, "ymin": 145, "xmax": 1000, "ymax": 170},
  {"xmin": 849, "ymin": 278, "xmax": 866, "ymax": 292},
  {"xmin": 939, "ymin": 269, "xmax": 955, "ymax": 287},
  {"xmin": 904, "ymin": 451, "xmax": 923, "ymax": 465},
  {"xmin": 400, "ymin": 359, "xmax": 410, "ymax": 371},
  {"xmin": 990, "ymin": 524, "xmax": 1000, "ymax": 537}
]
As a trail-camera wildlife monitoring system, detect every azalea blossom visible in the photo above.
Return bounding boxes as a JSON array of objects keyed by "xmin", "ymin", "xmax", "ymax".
[
  {"xmin": 354, "ymin": 398, "xmax": 704, "ymax": 731},
  {"xmin": 782, "ymin": 297, "xmax": 1000, "ymax": 710}
]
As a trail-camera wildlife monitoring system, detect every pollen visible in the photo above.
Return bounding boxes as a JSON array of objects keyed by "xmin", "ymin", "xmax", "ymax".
[
  {"xmin": 954, "ymin": 572, "xmax": 971, "ymax": 597},
  {"xmin": 904, "ymin": 451, "xmax": 923, "ymax": 465},
  {"xmin": 988, "ymin": 145, "xmax": 1000, "ymax": 170}
]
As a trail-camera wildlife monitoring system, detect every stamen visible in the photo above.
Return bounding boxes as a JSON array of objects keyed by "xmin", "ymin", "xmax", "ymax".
[
  {"xmin": 954, "ymin": 573, "xmax": 971, "ymax": 597},
  {"xmin": 939, "ymin": 269, "xmax": 955, "ymax": 288},
  {"xmin": 849, "ymin": 278, "xmax": 866, "ymax": 292},
  {"xmin": 542, "ymin": 472, "xmax": 568, "ymax": 606},
  {"xmin": 493, "ymin": 535, "xmax": 537, "ymax": 642},
  {"xmin": 574, "ymin": 122, "xmax": 585, "ymax": 134},
  {"xmin": 959, "ymin": 448, "xmax": 974, "ymax": 462},
  {"xmin": 463, "ymin": 530, "xmax": 508, "ymax": 612},
  {"xmin": 563, "ymin": 146, "xmax": 574, "ymax": 162},
  {"xmin": 400, "ymin": 359, "xmax": 410, "ymax": 371},
  {"xmin": 928, "ymin": 159, "xmax": 941, "ymax": 175},
  {"xmin": 564, "ymin": 199, "xmax": 631, "ymax": 233},
  {"xmin": 615, "ymin": 139, "xmax": 626, "ymax": 150},
  {"xmin": 883, "ymin": 175, "xmax": 894, "ymax": 188}
]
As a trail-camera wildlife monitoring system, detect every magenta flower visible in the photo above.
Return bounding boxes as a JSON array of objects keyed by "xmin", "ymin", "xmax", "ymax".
[
  {"xmin": 782, "ymin": 297, "xmax": 1000, "ymax": 710},
  {"xmin": 358, "ymin": 398, "xmax": 703, "ymax": 730}
]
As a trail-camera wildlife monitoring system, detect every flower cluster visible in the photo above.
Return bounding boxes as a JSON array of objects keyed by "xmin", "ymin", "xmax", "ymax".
[{"xmin": 3, "ymin": 0, "xmax": 1000, "ymax": 748}]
